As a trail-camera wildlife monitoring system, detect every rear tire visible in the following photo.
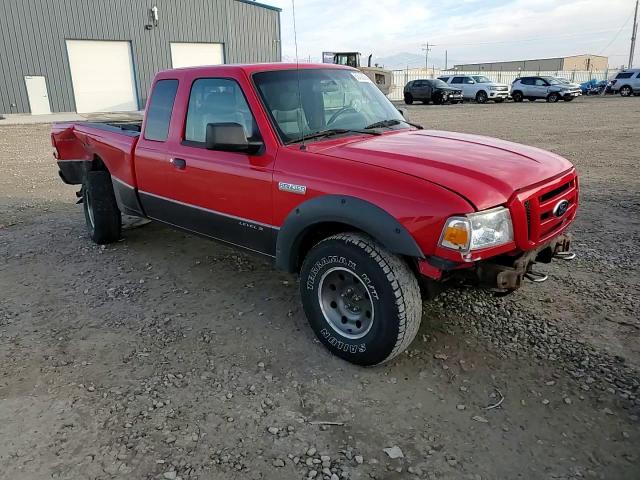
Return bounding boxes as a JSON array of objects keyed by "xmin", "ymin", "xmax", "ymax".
[
  {"xmin": 620, "ymin": 85, "xmax": 632, "ymax": 97},
  {"xmin": 512, "ymin": 91, "xmax": 523, "ymax": 102},
  {"xmin": 404, "ymin": 93, "xmax": 414, "ymax": 105},
  {"xmin": 300, "ymin": 233, "xmax": 422, "ymax": 366},
  {"xmin": 83, "ymin": 171, "xmax": 122, "ymax": 244}
]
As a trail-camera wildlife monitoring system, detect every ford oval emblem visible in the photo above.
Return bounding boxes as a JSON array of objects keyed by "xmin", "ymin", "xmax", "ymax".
[{"xmin": 553, "ymin": 199, "xmax": 570, "ymax": 218}]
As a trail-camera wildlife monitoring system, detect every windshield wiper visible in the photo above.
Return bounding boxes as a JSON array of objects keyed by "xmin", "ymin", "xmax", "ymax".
[
  {"xmin": 286, "ymin": 128, "xmax": 381, "ymax": 145},
  {"xmin": 365, "ymin": 119, "xmax": 424, "ymax": 130}
]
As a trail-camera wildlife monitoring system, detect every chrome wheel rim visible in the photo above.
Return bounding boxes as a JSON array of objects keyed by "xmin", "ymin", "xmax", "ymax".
[
  {"xmin": 318, "ymin": 267, "xmax": 374, "ymax": 340},
  {"xmin": 86, "ymin": 189, "xmax": 95, "ymax": 229}
]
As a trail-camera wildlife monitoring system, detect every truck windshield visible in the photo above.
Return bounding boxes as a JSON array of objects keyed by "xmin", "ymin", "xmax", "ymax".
[{"xmin": 253, "ymin": 68, "xmax": 407, "ymax": 144}]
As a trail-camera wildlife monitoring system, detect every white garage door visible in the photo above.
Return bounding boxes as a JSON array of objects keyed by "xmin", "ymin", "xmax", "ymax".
[
  {"xmin": 66, "ymin": 40, "xmax": 138, "ymax": 113},
  {"xmin": 170, "ymin": 43, "xmax": 224, "ymax": 68}
]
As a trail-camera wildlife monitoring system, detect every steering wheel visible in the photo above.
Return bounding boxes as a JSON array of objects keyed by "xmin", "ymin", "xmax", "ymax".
[{"xmin": 327, "ymin": 105, "xmax": 359, "ymax": 126}]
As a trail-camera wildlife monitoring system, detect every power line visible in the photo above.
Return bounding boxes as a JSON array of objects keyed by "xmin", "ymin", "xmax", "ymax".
[{"xmin": 598, "ymin": 6, "xmax": 635, "ymax": 55}]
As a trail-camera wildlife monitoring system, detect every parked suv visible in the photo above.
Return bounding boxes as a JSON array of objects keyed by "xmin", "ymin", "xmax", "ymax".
[
  {"xmin": 511, "ymin": 76, "xmax": 581, "ymax": 102},
  {"xmin": 609, "ymin": 69, "xmax": 640, "ymax": 96},
  {"xmin": 438, "ymin": 74, "xmax": 510, "ymax": 103},
  {"xmin": 403, "ymin": 79, "xmax": 463, "ymax": 105}
]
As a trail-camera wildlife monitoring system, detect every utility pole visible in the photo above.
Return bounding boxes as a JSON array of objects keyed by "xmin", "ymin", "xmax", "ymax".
[
  {"xmin": 445, "ymin": 50, "xmax": 448, "ymax": 70},
  {"xmin": 629, "ymin": 0, "xmax": 639, "ymax": 68},
  {"xmin": 421, "ymin": 43, "xmax": 431, "ymax": 76}
]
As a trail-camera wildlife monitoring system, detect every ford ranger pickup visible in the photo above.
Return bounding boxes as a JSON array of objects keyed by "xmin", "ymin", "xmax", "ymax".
[{"xmin": 53, "ymin": 63, "xmax": 578, "ymax": 366}]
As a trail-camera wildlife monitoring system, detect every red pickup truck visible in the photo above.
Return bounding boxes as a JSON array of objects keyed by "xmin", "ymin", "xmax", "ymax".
[{"xmin": 53, "ymin": 63, "xmax": 578, "ymax": 365}]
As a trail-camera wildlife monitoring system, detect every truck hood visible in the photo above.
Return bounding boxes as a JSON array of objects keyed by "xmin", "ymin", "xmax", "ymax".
[{"xmin": 314, "ymin": 129, "xmax": 573, "ymax": 210}]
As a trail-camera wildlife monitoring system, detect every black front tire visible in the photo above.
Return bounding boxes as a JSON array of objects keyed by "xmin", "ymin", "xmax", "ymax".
[
  {"xmin": 475, "ymin": 91, "xmax": 488, "ymax": 103},
  {"xmin": 300, "ymin": 233, "xmax": 422, "ymax": 366},
  {"xmin": 547, "ymin": 92, "xmax": 560, "ymax": 103},
  {"xmin": 83, "ymin": 171, "xmax": 122, "ymax": 244},
  {"xmin": 404, "ymin": 93, "xmax": 414, "ymax": 105}
]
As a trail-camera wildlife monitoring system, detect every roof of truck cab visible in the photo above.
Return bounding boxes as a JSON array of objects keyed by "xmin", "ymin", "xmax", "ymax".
[{"xmin": 156, "ymin": 63, "xmax": 353, "ymax": 77}]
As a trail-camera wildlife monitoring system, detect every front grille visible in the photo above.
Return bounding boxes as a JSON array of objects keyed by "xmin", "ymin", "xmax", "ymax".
[{"xmin": 519, "ymin": 173, "xmax": 578, "ymax": 245}]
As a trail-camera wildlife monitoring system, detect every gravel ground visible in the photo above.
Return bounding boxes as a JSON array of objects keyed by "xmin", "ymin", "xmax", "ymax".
[{"xmin": 1, "ymin": 96, "xmax": 639, "ymax": 480}]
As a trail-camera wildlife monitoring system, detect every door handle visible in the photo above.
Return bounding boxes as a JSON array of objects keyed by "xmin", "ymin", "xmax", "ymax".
[{"xmin": 170, "ymin": 157, "xmax": 186, "ymax": 170}]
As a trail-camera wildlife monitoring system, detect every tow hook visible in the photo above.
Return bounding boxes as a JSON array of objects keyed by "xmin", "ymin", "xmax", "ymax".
[
  {"xmin": 525, "ymin": 269, "xmax": 548, "ymax": 283},
  {"xmin": 554, "ymin": 251, "xmax": 576, "ymax": 260}
]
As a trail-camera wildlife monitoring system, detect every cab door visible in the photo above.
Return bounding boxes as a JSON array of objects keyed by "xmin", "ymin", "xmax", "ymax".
[
  {"xmin": 136, "ymin": 71, "xmax": 278, "ymax": 256},
  {"xmin": 532, "ymin": 77, "xmax": 549, "ymax": 97}
]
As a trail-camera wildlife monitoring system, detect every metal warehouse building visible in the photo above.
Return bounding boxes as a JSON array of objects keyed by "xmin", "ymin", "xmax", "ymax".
[
  {"xmin": 453, "ymin": 54, "xmax": 608, "ymax": 72},
  {"xmin": 0, "ymin": 0, "xmax": 281, "ymax": 115}
]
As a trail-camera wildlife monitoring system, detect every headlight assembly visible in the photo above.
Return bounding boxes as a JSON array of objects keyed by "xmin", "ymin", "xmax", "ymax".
[{"xmin": 439, "ymin": 207, "xmax": 514, "ymax": 252}]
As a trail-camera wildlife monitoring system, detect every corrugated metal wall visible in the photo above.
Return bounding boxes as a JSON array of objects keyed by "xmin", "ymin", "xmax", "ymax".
[{"xmin": 0, "ymin": 0, "xmax": 281, "ymax": 114}]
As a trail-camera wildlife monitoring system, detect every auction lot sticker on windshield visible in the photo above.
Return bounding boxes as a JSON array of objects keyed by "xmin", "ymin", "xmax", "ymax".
[{"xmin": 351, "ymin": 71, "xmax": 372, "ymax": 83}]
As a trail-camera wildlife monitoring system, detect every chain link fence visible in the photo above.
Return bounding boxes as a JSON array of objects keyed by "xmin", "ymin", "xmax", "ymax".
[{"xmin": 388, "ymin": 69, "xmax": 621, "ymax": 101}]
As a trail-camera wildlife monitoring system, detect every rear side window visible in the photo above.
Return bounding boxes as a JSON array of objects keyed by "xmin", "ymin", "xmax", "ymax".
[
  {"xmin": 616, "ymin": 72, "xmax": 633, "ymax": 79},
  {"xmin": 144, "ymin": 79, "xmax": 179, "ymax": 142},
  {"xmin": 451, "ymin": 77, "xmax": 463, "ymax": 84}
]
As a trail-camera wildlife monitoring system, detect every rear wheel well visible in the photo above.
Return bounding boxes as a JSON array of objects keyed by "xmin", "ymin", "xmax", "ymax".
[{"xmin": 91, "ymin": 154, "xmax": 109, "ymax": 172}]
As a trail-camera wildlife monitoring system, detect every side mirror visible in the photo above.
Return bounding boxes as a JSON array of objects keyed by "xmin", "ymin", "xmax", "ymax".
[
  {"xmin": 205, "ymin": 123, "xmax": 262, "ymax": 154},
  {"xmin": 396, "ymin": 107, "xmax": 406, "ymax": 119}
]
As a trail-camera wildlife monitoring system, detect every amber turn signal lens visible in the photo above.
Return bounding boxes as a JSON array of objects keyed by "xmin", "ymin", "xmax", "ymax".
[{"xmin": 443, "ymin": 225, "xmax": 469, "ymax": 246}]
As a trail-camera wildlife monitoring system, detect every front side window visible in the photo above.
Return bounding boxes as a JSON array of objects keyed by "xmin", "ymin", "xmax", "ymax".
[
  {"xmin": 541, "ymin": 76, "xmax": 560, "ymax": 85},
  {"xmin": 534, "ymin": 78, "xmax": 547, "ymax": 86},
  {"xmin": 472, "ymin": 75, "xmax": 491, "ymax": 83},
  {"xmin": 253, "ymin": 68, "xmax": 407, "ymax": 144},
  {"xmin": 144, "ymin": 79, "xmax": 179, "ymax": 141},
  {"xmin": 463, "ymin": 77, "xmax": 475, "ymax": 84},
  {"xmin": 184, "ymin": 78, "xmax": 258, "ymax": 144}
]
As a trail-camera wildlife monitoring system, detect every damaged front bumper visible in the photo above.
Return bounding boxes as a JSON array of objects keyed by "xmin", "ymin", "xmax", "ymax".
[
  {"xmin": 474, "ymin": 233, "xmax": 573, "ymax": 290},
  {"xmin": 420, "ymin": 234, "xmax": 574, "ymax": 294}
]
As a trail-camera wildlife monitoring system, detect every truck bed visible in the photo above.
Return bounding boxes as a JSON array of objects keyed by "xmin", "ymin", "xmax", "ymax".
[{"xmin": 52, "ymin": 121, "xmax": 141, "ymax": 189}]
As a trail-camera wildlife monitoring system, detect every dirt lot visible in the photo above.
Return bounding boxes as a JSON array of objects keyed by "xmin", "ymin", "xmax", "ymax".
[{"xmin": 1, "ymin": 96, "xmax": 639, "ymax": 480}]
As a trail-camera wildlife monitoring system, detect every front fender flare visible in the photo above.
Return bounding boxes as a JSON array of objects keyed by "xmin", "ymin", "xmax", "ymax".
[{"xmin": 275, "ymin": 195, "xmax": 424, "ymax": 272}]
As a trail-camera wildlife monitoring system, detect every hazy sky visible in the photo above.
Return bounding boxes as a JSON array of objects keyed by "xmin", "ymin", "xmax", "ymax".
[{"xmin": 266, "ymin": 0, "xmax": 638, "ymax": 68}]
